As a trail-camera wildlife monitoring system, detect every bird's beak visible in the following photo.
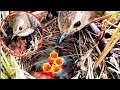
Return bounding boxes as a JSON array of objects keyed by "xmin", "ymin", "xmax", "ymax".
[
  {"xmin": 11, "ymin": 34, "xmax": 17, "ymax": 40},
  {"xmin": 59, "ymin": 33, "xmax": 67, "ymax": 44}
]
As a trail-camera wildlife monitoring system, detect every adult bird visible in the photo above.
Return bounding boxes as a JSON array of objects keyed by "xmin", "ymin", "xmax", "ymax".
[
  {"xmin": 58, "ymin": 11, "xmax": 106, "ymax": 44},
  {"xmin": 10, "ymin": 12, "xmax": 39, "ymax": 40}
]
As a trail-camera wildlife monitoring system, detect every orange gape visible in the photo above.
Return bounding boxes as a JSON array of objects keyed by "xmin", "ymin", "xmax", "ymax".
[
  {"xmin": 42, "ymin": 63, "xmax": 62, "ymax": 77},
  {"xmin": 52, "ymin": 64, "xmax": 62, "ymax": 74},
  {"xmin": 50, "ymin": 50, "xmax": 58, "ymax": 59},
  {"xmin": 48, "ymin": 50, "xmax": 58, "ymax": 63},
  {"xmin": 42, "ymin": 63, "xmax": 52, "ymax": 72},
  {"xmin": 42, "ymin": 63, "xmax": 54, "ymax": 76},
  {"xmin": 42, "ymin": 50, "xmax": 65, "ymax": 77},
  {"xmin": 54, "ymin": 57, "xmax": 64, "ymax": 66}
]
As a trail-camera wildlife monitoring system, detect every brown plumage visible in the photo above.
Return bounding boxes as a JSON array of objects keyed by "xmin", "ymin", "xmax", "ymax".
[
  {"xmin": 58, "ymin": 11, "xmax": 105, "ymax": 35},
  {"xmin": 8, "ymin": 12, "xmax": 37, "ymax": 39}
]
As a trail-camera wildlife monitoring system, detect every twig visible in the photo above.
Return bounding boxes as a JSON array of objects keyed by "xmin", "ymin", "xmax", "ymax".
[
  {"xmin": 81, "ymin": 30, "xmax": 87, "ymax": 46},
  {"xmin": 71, "ymin": 71, "xmax": 80, "ymax": 79},
  {"xmin": 79, "ymin": 31, "xmax": 82, "ymax": 60},
  {"xmin": 105, "ymin": 61, "xmax": 118, "ymax": 71},
  {"xmin": 108, "ymin": 67, "xmax": 120, "ymax": 74},
  {"xmin": 44, "ymin": 17, "xmax": 57, "ymax": 27},
  {"xmin": 91, "ymin": 14, "xmax": 112, "ymax": 23},
  {"xmin": 94, "ymin": 33, "xmax": 120, "ymax": 69},
  {"xmin": 87, "ymin": 57, "xmax": 94, "ymax": 79},
  {"xmin": 106, "ymin": 67, "xmax": 115, "ymax": 79},
  {"xmin": 74, "ymin": 43, "xmax": 80, "ymax": 60},
  {"xmin": 61, "ymin": 54, "xmax": 82, "ymax": 58},
  {"xmin": 24, "ymin": 71, "xmax": 36, "ymax": 79},
  {"xmin": 89, "ymin": 56, "xmax": 96, "ymax": 79},
  {"xmin": 98, "ymin": 63, "xmax": 104, "ymax": 79},
  {"xmin": 86, "ymin": 30, "xmax": 101, "ymax": 55},
  {"xmin": 105, "ymin": 19, "xmax": 120, "ymax": 29}
]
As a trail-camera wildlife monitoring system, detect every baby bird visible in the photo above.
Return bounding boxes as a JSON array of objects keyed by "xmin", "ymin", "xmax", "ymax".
[
  {"xmin": 10, "ymin": 12, "xmax": 38, "ymax": 40},
  {"xmin": 58, "ymin": 11, "xmax": 105, "ymax": 44}
]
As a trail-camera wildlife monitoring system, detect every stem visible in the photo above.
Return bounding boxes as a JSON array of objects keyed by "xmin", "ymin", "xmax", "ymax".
[
  {"xmin": 9, "ymin": 55, "xmax": 15, "ymax": 67},
  {"xmin": 94, "ymin": 13, "xmax": 120, "ymax": 69},
  {"xmin": 103, "ymin": 26, "xmax": 120, "ymax": 52},
  {"xmin": 1, "ymin": 48, "xmax": 10, "ymax": 67},
  {"xmin": 1, "ymin": 72, "xmax": 9, "ymax": 79},
  {"xmin": 94, "ymin": 33, "xmax": 120, "ymax": 69},
  {"xmin": 1, "ymin": 57, "xmax": 11, "ymax": 76}
]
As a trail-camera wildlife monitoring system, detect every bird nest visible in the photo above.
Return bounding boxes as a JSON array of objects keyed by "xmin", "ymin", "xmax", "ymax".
[
  {"xmin": 1, "ymin": 11, "xmax": 120, "ymax": 79},
  {"xmin": 15, "ymin": 11, "xmax": 101, "ymax": 79}
]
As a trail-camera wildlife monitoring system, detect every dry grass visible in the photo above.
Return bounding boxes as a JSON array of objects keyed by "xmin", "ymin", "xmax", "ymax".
[{"xmin": 1, "ymin": 11, "xmax": 120, "ymax": 79}]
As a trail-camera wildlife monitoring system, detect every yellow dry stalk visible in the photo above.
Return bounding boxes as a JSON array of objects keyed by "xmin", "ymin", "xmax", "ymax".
[{"xmin": 94, "ymin": 12, "xmax": 120, "ymax": 69}]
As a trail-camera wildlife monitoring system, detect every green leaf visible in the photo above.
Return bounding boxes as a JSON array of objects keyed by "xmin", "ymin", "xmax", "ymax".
[
  {"xmin": 1, "ymin": 48, "xmax": 10, "ymax": 67},
  {"xmin": 1, "ymin": 72, "xmax": 9, "ymax": 79},
  {"xmin": 9, "ymin": 55, "xmax": 15, "ymax": 67},
  {"xmin": 1, "ymin": 56, "xmax": 11, "ymax": 76},
  {"xmin": 1, "ymin": 66, "xmax": 7, "ymax": 74}
]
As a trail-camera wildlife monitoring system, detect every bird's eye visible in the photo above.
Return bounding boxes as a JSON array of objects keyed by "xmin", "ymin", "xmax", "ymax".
[
  {"xmin": 19, "ymin": 27, "xmax": 23, "ymax": 30},
  {"xmin": 73, "ymin": 21, "xmax": 81, "ymax": 28}
]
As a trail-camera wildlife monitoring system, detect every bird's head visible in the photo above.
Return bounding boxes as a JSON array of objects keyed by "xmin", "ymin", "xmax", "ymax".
[
  {"xmin": 12, "ymin": 16, "xmax": 28, "ymax": 39},
  {"xmin": 58, "ymin": 11, "xmax": 105, "ymax": 44},
  {"xmin": 11, "ymin": 12, "xmax": 32, "ymax": 40}
]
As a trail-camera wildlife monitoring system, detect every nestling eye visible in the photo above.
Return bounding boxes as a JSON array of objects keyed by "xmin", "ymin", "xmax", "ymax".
[
  {"xmin": 19, "ymin": 27, "xmax": 23, "ymax": 30},
  {"xmin": 73, "ymin": 21, "xmax": 81, "ymax": 28}
]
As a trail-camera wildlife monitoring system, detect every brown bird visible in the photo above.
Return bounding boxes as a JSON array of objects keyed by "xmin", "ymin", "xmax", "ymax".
[
  {"xmin": 9, "ymin": 12, "xmax": 39, "ymax": 40},
  {"xmin": 58, "ymin": 11, "xmax": 105, "ymax": 44}
]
